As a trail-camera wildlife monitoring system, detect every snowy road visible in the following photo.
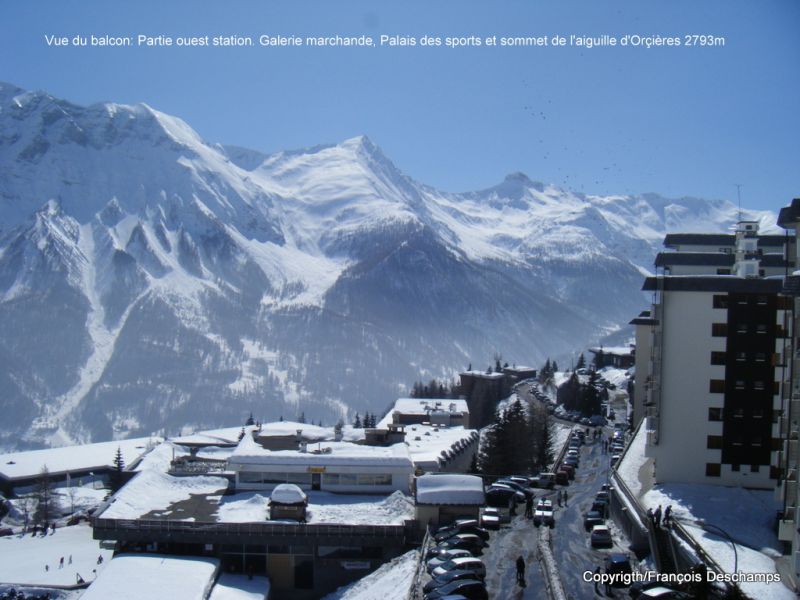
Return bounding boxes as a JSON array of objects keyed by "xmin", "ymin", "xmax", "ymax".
[
  {"xmin": 481, "ymin": 514, "xmax": 549, "ymax": 600},
  {"xmin": 549, "ymin": 431, "xmax": 630, "ymax": 599}
]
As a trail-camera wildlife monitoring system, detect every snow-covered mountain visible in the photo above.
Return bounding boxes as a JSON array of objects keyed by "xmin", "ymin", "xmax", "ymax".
[{"xmin": 0, "ymin": 82, "xmax": 778, "ymax": 448}]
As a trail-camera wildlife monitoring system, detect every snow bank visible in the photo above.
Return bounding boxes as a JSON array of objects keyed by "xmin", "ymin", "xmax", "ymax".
[
  {"xmin": 320, "ymin": 550, "xmax": 418, "ymax": 600},
  {"xmin": 615, "ymin": 421, "xmax": 648, "ymax": 497},
  {"xmin": 216, "ymin": 493, "xmax": 269, "ymax": 523},
  {"xmin": 81, "ymin": 554, "xmax": 219, "ymax": 600},
  {"xmin": 415, "ymin": 473, "xmax": 484, "ymax": 505},
  {"xmin": 306, "ymin": 490, "xmax": 413, "ymax": 525},
  {"xmin": 100, "ymin": 470, "xmax": 228, "ymax": 519}
]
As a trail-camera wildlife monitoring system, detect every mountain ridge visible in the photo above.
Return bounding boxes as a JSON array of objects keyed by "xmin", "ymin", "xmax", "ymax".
[{"xmin": 0, "ymin": 82, "xmax": 779, "ymax": 449}]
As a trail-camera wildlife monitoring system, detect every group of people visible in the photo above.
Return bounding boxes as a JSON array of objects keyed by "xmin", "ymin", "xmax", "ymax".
[
  {"xmin": 646, "ymin": 504, "xmax": 672, "ymax": 528},
  {"xmin": 30, "ymin": 522, "xmax": 56, "ymax": 537}
]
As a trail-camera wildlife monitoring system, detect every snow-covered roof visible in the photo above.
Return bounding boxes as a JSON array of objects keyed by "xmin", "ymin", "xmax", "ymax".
[
  {"xmin": 0, "ymin": 436, "xmax": 162, "ymax": 481},
  {"xmin": 389, "ymin": 398, "xmax": 469, "ymax": 417},
  {"xmin": 415, "ymin": 474, "xmax": 485, "ymax": 505},
  {"xmin": 460, "ymin": 370, "xmax": 504, "ymax": 379},
  {"xmin": 80, "ymin": 554, "xmax": 220, "ymax": 600},
  {"xmin": 402, "ymin": 425, "xmax": 479, "ymax": 470},
  {"xmin": 100, "ymin": 470, "xmax": 229, "ymax": 520},
  {"xmin": 228, "ymin": 434, "xmax": 412, "ymax": 468},
  {"xmin": 589, "ymin": 346, "xmax": 633, "ymax": 356},
  {"xmin": 270, "ymin": 483, "xmax": 307, "ymax": 505},
  {"xmin": 251, "ymin": 420, "xmax": 364, "ymax": 443}
]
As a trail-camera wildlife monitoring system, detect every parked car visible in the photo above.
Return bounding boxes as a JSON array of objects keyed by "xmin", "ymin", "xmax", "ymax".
[
  {"xmin": 560, "ymin": 463, "xmax": 576, "ymax": 479},
  {"xmin": 639, "ymin": 587, "xmax": 693, "ymax": 599},
  {"xmin": 595, "ymin": 491, "xmax": 610, "ymax": 503},
  {"xmin": 610, "ymin": 453, "xmax": 622, "ymax": 467},
  {"xmin": 480, "ymin": 507, "xmax": 501, "ymax": 529},
  {"xmin": 0, "ymin": 527, "xmax": 13, "ymax": 537},
  {"xmin": 583, "ymin": 510, "xmax": 605, "ymax": 531},
  {"xmin": 485, "ymin": 486, "xmax": 518, "ymax": 508},
  {"xmin": 604, "ymin": 553, "xmax": 632, "ymax": 584},
  {"xmin": 591, "ymin": 499, "xmax": 609, "ymax": 517},
  {"xmin": 433, "ymin": 533, "xmax": 487, "ymax": 556},
  {"xmin": 435, "ymin": 523, "xmax": 490, "ymax": 543},
  {"xmin": 555, "ymin": 469, "xmax": 570, "ymax": 486},
  {"xmin": 590, "ymin": 525, "xmax": 613, "ymax": 548},
  {"xmin": 423, "ymin": 579, "xmax": 488, "ymax": 600},
  {"xmin": 495, "ymin": 479, "xmax": 536, "ymax": 499},
  {"xmin": 427, "ymin": 549, "xmax": 472, "ymax": 572},
  {"xmin": 536, "ymin": 473, "xmax": 556, "ymax": 489},
  {"xmin": 424, "ymin": 569, "xmax": 482, "ymax": 594},
  {"xmin": 431, "ymin": 556, "xmax": 487, "ymax": 580},
  {"xmin": 489, "ymin": 483, "xmax": 525, "ymax": 502}
]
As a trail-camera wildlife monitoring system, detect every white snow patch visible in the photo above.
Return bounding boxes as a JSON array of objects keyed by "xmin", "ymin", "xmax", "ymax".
[{"xmin": 320, "ymin": 549, "xmax": 418, "ymax": 600}]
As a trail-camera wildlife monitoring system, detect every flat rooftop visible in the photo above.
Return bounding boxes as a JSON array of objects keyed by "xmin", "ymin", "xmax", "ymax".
[
  {"xmin": 0, "ymin": 436, "xmax": 162, "ymax": 481},
  {"xmin": 80, "ymin": 554, "xmax": 220, "ymax": 600},
  {"xmin": 99, "ymin": 470, "xmax": 413, "ymax": 526}
]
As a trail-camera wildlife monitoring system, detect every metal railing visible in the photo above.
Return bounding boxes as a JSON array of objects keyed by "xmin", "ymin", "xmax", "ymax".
[{"xmin": 93, "ymin": 517, "xmax": 407, "ymax": 539}]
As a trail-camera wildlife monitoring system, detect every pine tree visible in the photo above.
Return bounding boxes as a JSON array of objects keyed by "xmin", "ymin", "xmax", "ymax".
[
  {"xmin": 576, "ymin": 353, "xmax": 586, "ymax": 370},
  {"xmin": 467, "ymin": 363, "xmax": 472, "ymax": 371},
  {"xmin": 245, "ymin": 412, "xmax": 255, "ymax": 426},
  {"xmin": 298, "ymin": 411, "xmax": 306, "ymax": 424},
  {"xmin": 110, "ymin": 447, "xmax": 126, "ymax": 493},
  {"xmin": 353, "ymin": 413, "xmax": 362, "ymax": 428},
  {"xmin": 34, "ymin": 465, "xmax": 58, "ymax": 525},
  {"xmin": 552, "ymin": 360, "xmax": 558, "ymax": 373}
]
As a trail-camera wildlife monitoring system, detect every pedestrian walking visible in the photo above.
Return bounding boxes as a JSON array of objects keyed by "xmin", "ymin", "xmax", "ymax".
[
  {"xmin": 647, "ymin": 507, "xmax": 654, "ymax": 525},
  {"xmin": 654, "ymin": 505, "xmax": 662, "ymax": 528},
  {"xmin": 663, "ymin": 505, "xmax": 672, "ymax": 527},
  {"xmin": 45, "ymin": 564, "xmax": 49, "ymax": 572},
  {"xmin": 563, "ymin": 490, "xmax": 568, "ymax": 506},
  {"xmin": 68, "ymin": 555, "xmax": 72, "ymax": 565},
  {"xmin": 59, "ymin": 556, "xmax": 64, "ymax": 569},
  {"xmin": 516, "ymin": 555, "xmax": 526, "ymax": 586},
  {"xmin": 525, "ymin": 496, "xmax": 533, "ymax": 519}
]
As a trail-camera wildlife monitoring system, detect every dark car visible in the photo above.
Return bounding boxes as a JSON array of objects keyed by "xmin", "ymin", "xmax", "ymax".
[
  {"xmin": 423, "ymin": 579, "xmax": 488, "ymax": 600},
  {"xmin": 583, "ymin": 510, "xmax": 604, "ymax": 531},
  {"xmin": 495, "ymin": 479, "xmax": 536, "ymax": 499},
  {"xmin": 604, "ymin": 553, "xmax": 633, "ymax": 587},
  {"xmin": 485, "ymin": 486, "xmax": 520, "ymax": 507},
  {"xmin": 435, "ymin": 523, "xmax": 490, "ymax": 543},
  {"xmin": 423, "ymin": 569, "xmax": 484, "ymax": 594},
  {"xmin": 591, "ymin": 499, "xmax": 609, "ymax": 516},
  {"xmin": 555, "ymin": 469, "xmax": 569, "ymax": 486},
  {"xmin": 432, "ymin": 533, "xmax": 487, "ymax": 556}
]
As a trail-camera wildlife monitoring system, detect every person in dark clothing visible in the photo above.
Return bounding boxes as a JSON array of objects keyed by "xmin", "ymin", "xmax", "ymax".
[
  {"xmin": 663, "ymin": 505, "xmax": 672, "ymax": 527},
  {"xmin": 525, "ymin": 496, "xmax": 533, "ymax": 518},
  {"xmin": 654, "ymin": 505, "xmax": 662, "ymax": 528},
  {"xmin": 563, "ymin": 490, "xmax": 568, "ymax": 506},
  {"xmin": 516, "ymin": 556, "xmax": 525, "ymax": 586}
]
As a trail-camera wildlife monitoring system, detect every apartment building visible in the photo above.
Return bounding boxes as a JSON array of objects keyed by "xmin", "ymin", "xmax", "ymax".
[{"xmin": 634, "ymin": 221, "xmax": 791, "ymax": 489}]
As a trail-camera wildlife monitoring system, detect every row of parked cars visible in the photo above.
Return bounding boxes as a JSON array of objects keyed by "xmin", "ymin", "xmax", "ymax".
[{"xmin": 423, "ymin": 519, "xmax": 491, "ymax": 600}]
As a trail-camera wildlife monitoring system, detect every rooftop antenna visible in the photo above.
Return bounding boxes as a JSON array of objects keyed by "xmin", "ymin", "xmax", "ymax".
[{"xmin": 734, "ymin": 183, "xmax": 743, "ymax": 222}]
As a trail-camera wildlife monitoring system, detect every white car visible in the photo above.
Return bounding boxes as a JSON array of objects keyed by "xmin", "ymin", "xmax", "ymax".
[{"xmin": 591, "ymin": 525, "xmax": 613, "ymax": 548}]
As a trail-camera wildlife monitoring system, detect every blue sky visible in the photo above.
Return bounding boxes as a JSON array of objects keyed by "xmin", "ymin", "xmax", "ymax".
[{"xmin": 2, "ymin": 0, "xmax": 798, "ymax": 211}]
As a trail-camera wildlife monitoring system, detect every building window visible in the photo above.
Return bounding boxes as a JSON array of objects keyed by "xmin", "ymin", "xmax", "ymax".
[
  {"xmin": 713, "ymin": 295, "xmax": 729, "ymax": 309},
  {"xmin": 752, "ymin": 409, "xmax": 764, "ymax": 419},
  {"xmin": 737, "ymin": 323, "xmax": 749, "ymax": 334},
  {"xmin": 751, "ymin": 437, "xmax": 762, "ymax": 447},
  {"xmin": 755, "ymin": 352, "xmax": 766, "ymax": 362},
  {"xmin": 711, "ymin": 323, "xmax": 728, "ymax": 337},
  {"xmin": 735, "ymin": 351, "xmax": 746, "ymax": 362},
  {"xmin": 709, "ymin": 380, "xmax": 726, "ymax": 393},
  {"xmin": 731, "ymin": 464, "xmax": 740, "ymax": 472},
  {"xmin": 708, "ymin": 407, "xmax": 723, "ymax": 421},
  {"xmin": 756, "ymin": 324, "xmax": 767, "ymax": 334},
  {"xmin": 756, "ymin": 295, "xmax": 768, "ymax": 305},
  {"xmin": 706, "ymin": 463, "xmax": 721, "ymax": 477},
  {"xmin": 754, "ymin": 381, "xmax": 765, "ymax": 391},
  {"xmin": 737, "ymin": 297, "xmax": 749, "ymax": 305},
  {"xmin": 778, "ymin": 296, "xmax": 793, "ymax": 310},
  {"xmin": 751, "ymin": 464, "xmax": 760, "ymax": 473},
  {"xmin": 732, "ymin": 437, "xmax": 744, "ymax": 446},
  {"xmin": 734, "ymin": 380, "xmax": 746, "ymax": 390},
  {"xmin": 707, "ymin": 435, "xmax": 723, "ymax": 449},
  {"xmin": 710, "ymin": 352, "xmax": 726, "ymax": 365},
  {"xmin": 732, "ymin": 408, "xmax": 745, "ymax": 418},
  {"xmin": 716, "ymin": 268, "xmax": 731, "ymax": 275},
  {"xmin": 774, "ymin": 381, "xmax": 781, "ymax": 395}
]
